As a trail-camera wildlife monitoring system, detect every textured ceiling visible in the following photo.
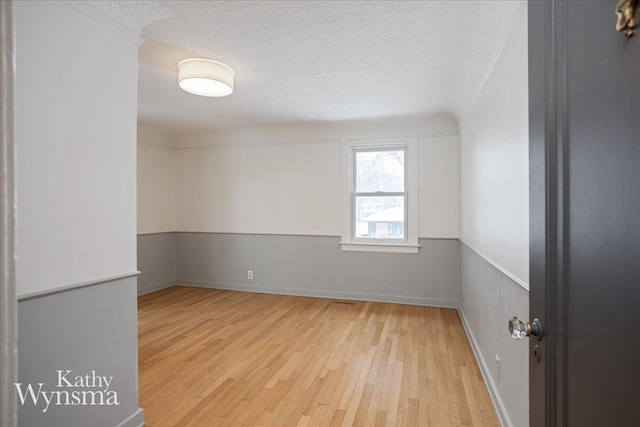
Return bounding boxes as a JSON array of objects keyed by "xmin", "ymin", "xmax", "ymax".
[
  {"xmin": 87, "ymin": 0, "xmax": 173, "ymax": 35},
  {"xmin": 135, "ymin": 1, "xmax": 526, "ymax": 133}
]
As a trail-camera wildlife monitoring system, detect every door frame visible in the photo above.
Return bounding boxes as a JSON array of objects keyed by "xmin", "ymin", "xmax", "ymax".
[
  {"xmin": 529, "ymin": 1, "xmax": 567, "ymax": 425},
  {"xmin": 0, "ymin": 1, "xmax": 18, "ymax": 426},
  {"xmin": 524, "ymin": 0, "xmax": 627, "ymax": 424}
]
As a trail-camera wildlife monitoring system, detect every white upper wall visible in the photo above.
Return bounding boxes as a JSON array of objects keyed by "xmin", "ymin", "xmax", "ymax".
[
  {"xmin": 137, "ymin": 143, "xmax": 176, "ymax": 234},
  {"xmin": 174, "ymin": 116, "xmax": 460, "ymax": 238},
  {"xmin": 137, "ymin": 125, "xmax": 176, "ymax": 234},
  {"xmin": 138, "ymin": 124, "xmax": 178, "ymax": 149},
  {"xmin": 15, "ymin": 1, "xmax": 140, "ymax": 296},
  {"xmin": 420, "ymin": 134, "xmax": 459, "ymax": 238},
  {"xmin": 460, "ymin": 7, "xmax": 529, "ymax": 286},
  {"xmin": 176, "ymin": 140, "xmax": 341, "ymax": 235}
]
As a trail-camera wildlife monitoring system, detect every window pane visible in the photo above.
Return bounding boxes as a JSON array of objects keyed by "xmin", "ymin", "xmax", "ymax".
[
  {"xmin": 354, "ymin": 196, "xmax": 405, "ymax": 239},
  {"xmin": 355, "ymin": 149, "xmax": 405, "ymax": 193}
]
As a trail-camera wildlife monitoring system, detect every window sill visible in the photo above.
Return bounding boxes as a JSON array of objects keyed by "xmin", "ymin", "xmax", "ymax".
[{"xmin": 338, "ymin": 242, "xmax": 420, "ymax": 254}]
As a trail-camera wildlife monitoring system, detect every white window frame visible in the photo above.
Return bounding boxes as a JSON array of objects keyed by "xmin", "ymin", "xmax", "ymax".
[{"xmin": 340, "ymin": 136, "xmax": 420, "ymax": 254}]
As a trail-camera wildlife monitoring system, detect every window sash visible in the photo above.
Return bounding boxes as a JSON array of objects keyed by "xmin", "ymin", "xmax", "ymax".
[
  {"xmin": 351, "ymin": 193, "xmax": 408, "ymax": 243},
  {"xmin": 352, "ymin": 147, "xmax": 406, "ymax": 193},
  {"xmin": 350, "ymin": 146, "xmax": 409, "ymax": 243}
]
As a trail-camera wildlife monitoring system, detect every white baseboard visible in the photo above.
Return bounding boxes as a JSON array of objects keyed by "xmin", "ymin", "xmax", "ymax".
[
  {"xmin": 177, "ymin": 280, "xmax": 459, "ymax": 309},
  {"xmin": 137, "ymin": 280, "xmax": 175, "ymax": 296},
  {"xmin": 116, "ymin": 407, "xmax": 145, "ymax": 427},
  {"xmin": 458, "ymin": 305, "xmax": 512, "ymax": 427}
]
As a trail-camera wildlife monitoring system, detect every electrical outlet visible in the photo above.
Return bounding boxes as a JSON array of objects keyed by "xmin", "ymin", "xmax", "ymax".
[
  {"xmin": 494, "ymin": 355, "xmax": 501, "ymax": 380},
  {"xmin": 248, "ymin": 270, "xmax": 253, "ymax": 280}
]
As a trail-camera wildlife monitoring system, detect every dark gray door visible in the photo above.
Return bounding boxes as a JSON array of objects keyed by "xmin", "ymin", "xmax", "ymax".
[{"xmin": 529, "ymin": 1, "xmax": 640, "ymax": 426}]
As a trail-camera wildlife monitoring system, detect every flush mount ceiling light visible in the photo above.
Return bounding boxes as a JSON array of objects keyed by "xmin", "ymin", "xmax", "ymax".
[{"xmin": 178, "ymin": 58, "xmax": 234, "ymax": 97}]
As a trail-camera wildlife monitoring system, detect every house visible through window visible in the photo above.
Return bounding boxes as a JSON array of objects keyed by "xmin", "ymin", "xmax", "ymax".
[{"xmin": 340, "ymin": 137, "xmax": 419, "ymax": 254}]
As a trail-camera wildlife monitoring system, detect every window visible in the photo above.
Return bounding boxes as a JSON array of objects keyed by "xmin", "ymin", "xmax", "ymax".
[
  {"xmin": 340, "ymin": 137, "xmax": 419, "ymax": 253},
  {"xmin": 353, "ymin": 148, "xmax": 406, "ymax": 241}
]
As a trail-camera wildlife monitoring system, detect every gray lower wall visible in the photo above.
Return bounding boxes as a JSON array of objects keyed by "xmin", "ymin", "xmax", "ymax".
[
  {"xmin": 459, "ymin": 243, "xmax": 529, "ymax": 427},
  {"xmin": 137, "ymin": 233, "xmax": 175, "ymax": 296},
  {"xmin": 136, "ymin": 233, "xmax": 530, "ymax": 425},
  {"xmin": 175, "ymin": 233, "xmax": 460, "ymax": 307},
  {"xmin": 17, "ymin": 276, "xmax": 143, "ymax": 427}
]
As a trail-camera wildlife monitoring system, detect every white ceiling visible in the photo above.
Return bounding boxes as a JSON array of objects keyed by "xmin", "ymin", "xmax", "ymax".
[{"xmin": 134, "ymin": 1, "xmax": 525, "ymax": 133}]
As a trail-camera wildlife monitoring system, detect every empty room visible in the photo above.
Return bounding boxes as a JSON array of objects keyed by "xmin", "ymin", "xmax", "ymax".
[{"xmin": 2, "ymin": 1, "xmax": 637, "ymax": 427}]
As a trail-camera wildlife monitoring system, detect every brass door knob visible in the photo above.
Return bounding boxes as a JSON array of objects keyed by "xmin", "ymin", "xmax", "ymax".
[{"xmin": 508, "ymin": 317, "xmax": 543, "ymax": 340}]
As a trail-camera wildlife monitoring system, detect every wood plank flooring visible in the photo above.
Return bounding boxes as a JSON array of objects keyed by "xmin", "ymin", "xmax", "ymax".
[{"xmin": 138, "ymin": 287, "xmax": 498, "ymax": 427}]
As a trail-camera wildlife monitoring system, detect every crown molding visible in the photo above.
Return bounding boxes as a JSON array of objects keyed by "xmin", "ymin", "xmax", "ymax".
[{"xmin": 63, "ymin": 1, "xmax": 144, "ymax": 47}]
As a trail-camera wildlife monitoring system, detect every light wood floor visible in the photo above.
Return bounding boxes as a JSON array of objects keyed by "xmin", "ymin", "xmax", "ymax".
[{"xmin": 138, "ymin": 287, "xmax": 498, "ymax": 427}]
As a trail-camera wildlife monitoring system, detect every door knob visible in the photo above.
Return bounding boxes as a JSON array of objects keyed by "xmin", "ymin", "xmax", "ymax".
[{"xmin": 508, "ymin": 317, "xmax": 543, "ymax": 340}]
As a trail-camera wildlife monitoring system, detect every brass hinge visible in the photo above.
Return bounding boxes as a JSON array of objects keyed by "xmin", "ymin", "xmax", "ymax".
[{"xmin": 616, "ymin": 0, "xmax": 637, "ymax": 38}]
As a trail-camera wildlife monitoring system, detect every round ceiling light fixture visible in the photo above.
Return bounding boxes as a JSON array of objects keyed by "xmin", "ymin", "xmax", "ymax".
[{"xmin": 178, "ymin": 58, "xmax": 234, "ymax": 97}]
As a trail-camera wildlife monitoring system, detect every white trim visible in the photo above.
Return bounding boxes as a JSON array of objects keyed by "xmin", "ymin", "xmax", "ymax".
[
  {"xmin": 155, "ymin": 230, "xmax": 458, "ymax": 240},
  {"xmin": 116, "ymin": 408, "xmax": 145, "ymax": 427},
  {"xmin": 0, "ymin": 1, "xmax": 17, "ymax": 425},
  {"xmin": 458, "ymin": 2, "xmax": 527, "ymax": 131},
  {"xmin": 338, "ymin": 242, "xmax": 420, "ymax": 254},
  {"xmin": 177, "ymin": 280, "xmax": 459, "ymax": 309},
  {"xmin": 62, "ymin": 1, "xmax": 144, "ymax": 47},
  {"xmin": 179, "ymin": 137, "xmax": 342, "ymax": 151},
  {"xmin": 461, "ymin": 240, "xmax": 530, "ymax": 291},
  {"xmin": 176, "ymin": 231, "xmax": 342, "ymax": 238},
  {"xmin": 18, "ymin": 271, "xmax": 141, "ymax": 301},
  {"xmin": 137, "ymin": 231, "xmax": 176, "ymax": 236},
  {"xmin": 175, "ymin": 129, "xmax": 460, "ymax": 152},
  {"xmin": 458, "ymin": 305, "xmax": 513, "ymax": 427},
  {"xmin": 138, "ymin": 280, "xmax": 176, "ymax": 296},
  {"xmin": 417, "ymin": 130, "xmax": 459, "ymax": 139},
  {"xmin": 175, "ymin": 127, "xmax": 459, "ymax": 151},
  {"xmin": 137, "ymin": 140, "xmax": 177, "ymax": 151},
  {"xmin": 341, "ymin": 136, "xmax": 419, "ymax": 252}
]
